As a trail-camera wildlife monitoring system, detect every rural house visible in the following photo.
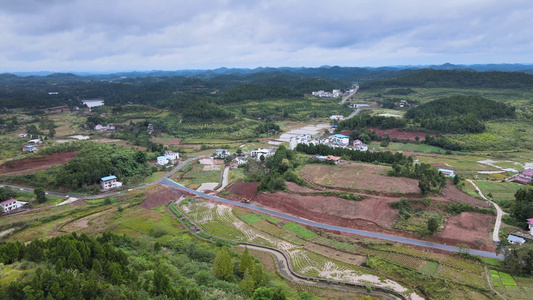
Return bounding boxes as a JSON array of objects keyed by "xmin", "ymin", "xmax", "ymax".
[
  {"xmin": 0, "ymin": 198, "xmax": 28, "ymax": 212},
  {"xmin": 529, "ymin": 218, "xmax": 533, "ymax": 235},
  {"xmin": 100, "ymin": 175, "xmax": 122, "ymax": 190},
  {"xmin": 329, "ymin": 134, "xmax": 349, "ymax": 146},
  {"xmin": 214, "ymin": 149, "xmax": 231, "ymax": 159},
  {"xmin": 157, "ymin": 156, "xmax": 169, "ymax": 166},
  {"xmin": 515, "ymin": 169, "xmax": 533, "ymax": 184},
  {"xmin": 352, "ymin": 139, "xmax": 368, "ymax": 151},
  {"xmin": 438, "ymin": 168, "xmax": 455, "ymax": 177},
  {"xmin": 22, "ymin": 144, "xmax": 38, "ymax": 153},
  {"xmin": 251, "ymin": 148, "xmax": 275, "ymax": 161},
  {"xmin": 326, "ymin": 155, "xmax": 341, "ymax": 164},
  {"xmin": 507, "ymin": 234, "xmax": 526, "ymax": 245}
]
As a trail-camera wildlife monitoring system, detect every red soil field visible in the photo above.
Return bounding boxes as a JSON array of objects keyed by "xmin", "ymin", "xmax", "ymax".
[
  {"xmin": 140, "ymin": 185, "xmax": 183, "ymax": 209},
  {"xmin": 438, "ymin": 212, "xmax": 495, "ymax": 248},
  {"xmin": 226, "ymin": 180, "xmax": 495, "ymax": 251},
  {"xmin": 0, "ymin": 151, "xmax": 78, "ymax": 176}
]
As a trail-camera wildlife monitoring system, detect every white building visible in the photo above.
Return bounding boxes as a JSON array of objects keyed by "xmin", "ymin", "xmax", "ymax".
[
  {"xmin": 250, "ymin": 148, "xmax": 275, "ymax": 160},
  {"xmin": 353, "ymin": 139, "xmax": 368, "ymax": 151},
  {"xmin": 329, "ymin": 115, "xmax": 345, "ymax": 120},
  {"xmin": 214, "ymin": 149, "xmax": 231, "ymax": 159},
  {"xmin": 289, "ymin": 134, "xmax": 312, "ymax": 150},
  {"xmin": 157, "ymin": 156, "xmax": 170, "ymax": 165},
  {"xmin": 164, "ymin": 151, "xmax": 179, "ymax": 160},
  {"xmin": 0, "ymin": 198, "xmax": 28, "ymax": 212},
  {"xmin": 100, "ymin": 175, "xmax": 122, "ymax": 190}
]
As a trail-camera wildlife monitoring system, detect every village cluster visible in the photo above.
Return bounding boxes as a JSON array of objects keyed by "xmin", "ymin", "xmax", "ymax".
[
  {"xmin": 311, "ymin": 87, "xmax": 357, "ymax": 98},
  {"xmin": 289, "ymin": 133, "xmax": 368, "ymax": 151}
]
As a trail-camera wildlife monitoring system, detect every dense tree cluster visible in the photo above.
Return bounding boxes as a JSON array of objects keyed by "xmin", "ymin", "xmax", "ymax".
[
  {"xmin": 363, "ymin": 69, "xmax": 533, "ymax": 89},
  {"xmin": 254, "ymin": 122, "xmax": 281, "ymax": 135},
  {"xmin": 217, "ymin": 84, "xmax": 302, "ymax": 104},
  {"xmin": 182, "ymin": 101, "xmax": 235, "ymax": 120},
  {"xmin": 295, "ymin": 143, "xmax": 411, "ymax": 165},
  {"xmin": 405, "ymin": 95, "xmax": 514, "ymax": 122},
  {"xmin": 336, "ymin": 114, "xmax": 407, "ymax": 131},
  {"xmin": 511, "ymin": 188, "xmax": 533, "ymax": 225}
]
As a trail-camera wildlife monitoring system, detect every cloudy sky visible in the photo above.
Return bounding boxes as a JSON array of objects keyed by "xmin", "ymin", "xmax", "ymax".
[{"xmin": 1, "ymin": 0, "xmax": 533, "ymax": 72}]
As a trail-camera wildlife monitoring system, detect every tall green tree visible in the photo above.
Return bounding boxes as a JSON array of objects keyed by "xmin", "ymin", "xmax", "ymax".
[
  {"xmin": 239, "ymin": 247, "xmax": 255, "ymax": 275},
  {"xmin": 212, "ymin": 247, "xmax": 233, "ymax": 281},
  {"xmin": 427, "ymin": 216, "xmax": 440, "ymax": 234},
  {"xmin": 34, "ymin": 187, "xmax": 47, "ymax": 204}
]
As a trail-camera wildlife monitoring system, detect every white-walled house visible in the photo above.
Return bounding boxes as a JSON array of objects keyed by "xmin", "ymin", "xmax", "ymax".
[
  {"xmin": 214, "ymin": 149, "xmax": 231, "ymax": 159},
  {"xmin": 164, "ymin": 151, "xmax": 179, "ymax": 160},
  {"xmin": 0, "ymin": 198, "xmax": 28, "ymax": 212},
  {"xmin": 528, "ymin": 218, "xmax": 533, "ymax": 235},
  {"xmin": 100, "ymin": 175, "xmax": 122, "ymax": 190},
  {"xmin": 157, "ymin": 156, "xmax": 170, "ymax": 166},
  {"xmin": 250, "ymin": 148, "xmax": 275, "ymax": 161}
]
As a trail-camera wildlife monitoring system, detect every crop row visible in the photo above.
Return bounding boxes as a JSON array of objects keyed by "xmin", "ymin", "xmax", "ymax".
[
  {"xmin": 438, "ymin": 265, "xmax": 486, "ymax": 289},
  {"xmin": 200, "ymin": 221, "xmax": 246, "ymax": 241}
]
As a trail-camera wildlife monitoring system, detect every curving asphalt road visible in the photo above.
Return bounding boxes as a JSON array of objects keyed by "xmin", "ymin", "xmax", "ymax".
[{"xmin": 161, "ymin": 177, "xmax": 503, "ymax": 260}]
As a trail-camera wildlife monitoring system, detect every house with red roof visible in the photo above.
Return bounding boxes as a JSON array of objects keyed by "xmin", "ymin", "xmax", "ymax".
[
  {"xmin": 515, "ymin": 169, "xmax": 533, "ymax": 184},
  {"xmin": 0, "ymin": 198, "xmax": 29, "ymax": 213}
]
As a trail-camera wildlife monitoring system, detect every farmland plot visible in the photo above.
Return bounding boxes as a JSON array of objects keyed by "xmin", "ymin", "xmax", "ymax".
[
  {"xmin": 288, "ymin": 249, "xmax": 410, "ymax": 295},
  {"xmin": 180, "ymin": 199, "xmax": 297, "ymax": 250}
]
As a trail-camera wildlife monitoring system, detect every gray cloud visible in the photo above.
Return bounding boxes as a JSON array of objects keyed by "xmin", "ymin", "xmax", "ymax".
[{"xmin": 0, "ymin": 0, "xmax": 532, "ymax": 71}]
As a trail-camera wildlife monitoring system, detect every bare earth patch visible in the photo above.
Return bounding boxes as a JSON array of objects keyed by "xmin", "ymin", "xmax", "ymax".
[
  {"xmin": 300, "ymin": 162, "xmax": 420, "ymax": 195},
  {"xmin": 0, "ymin": 151, "xmax": 78, "ymax": 175},
  {"xmin": 439, "ymin": 212, "xmax": 495, "ymax": 248},
  {"xmin": 140, "ymin": 185, "xmax": 182, "ymax": 209}
]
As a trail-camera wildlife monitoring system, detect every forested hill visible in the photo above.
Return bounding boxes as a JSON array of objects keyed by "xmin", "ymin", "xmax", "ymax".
[
  {"xmin": 361, "ymin": 69, "xmax": 533, "ymax": 89},
  {"xmin": 405, "ymin": 95, "xmax": 516, "ymax": 120}
]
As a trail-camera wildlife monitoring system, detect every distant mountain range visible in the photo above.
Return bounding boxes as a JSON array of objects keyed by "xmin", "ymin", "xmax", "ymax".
[{"xmin": 8, "ymin": 63, "xmax": 533, "ymax": 79}]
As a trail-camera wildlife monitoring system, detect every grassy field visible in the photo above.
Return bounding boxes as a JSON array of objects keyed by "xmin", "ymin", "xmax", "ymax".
[
  {"xmin": 474, "ymin": 180, "xmax": 528, "ymax": 202},
  {"xmin": 282, "ymin": 222, "xmax": 317, "ymax": 239},
  {"xmin": 355, "ymin": 87, "xmax": 533, "ymax": 105}
]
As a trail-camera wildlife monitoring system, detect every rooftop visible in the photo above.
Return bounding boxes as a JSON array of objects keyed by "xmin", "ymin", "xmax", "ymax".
[
  {"xmin": 0, "ymin": 198, "xmax": 16, "ymax": 205},
  {"xmin": 521, "ymin": 168, "xmax": 533, "ymax": 176},
  {"xmin": 101, "ymin": 175, "xmax": 117, "ymax": 181}
]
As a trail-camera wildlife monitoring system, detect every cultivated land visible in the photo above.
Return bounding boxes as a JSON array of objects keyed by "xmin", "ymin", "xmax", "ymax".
[{"xmin": 3, "ymin": 73, "xmax": 533, "ymax": 299}]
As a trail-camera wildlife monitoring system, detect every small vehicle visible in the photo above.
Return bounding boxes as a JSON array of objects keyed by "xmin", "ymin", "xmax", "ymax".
[{"xmin": 243, "ymin": 199, "xmax": 250, "ymax": 203}]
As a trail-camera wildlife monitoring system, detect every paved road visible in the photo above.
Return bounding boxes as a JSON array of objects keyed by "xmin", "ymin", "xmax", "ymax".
[
  {"xmin": 161, "ymin": 178, "xmax": 503, "ymax": 260},
  {"xmin": 216, "ymin": 166, "xmax": 230, "ymax": 192},
  {"xmin": 340, "ymin": 85, "xmax": 359, "ymax": 104},
  {"xmin": 346, "ymin": 108, "xmax": 361, "ymax": 119},
  {"xmin": 466, "ymin": 179, "xmax": 506, "ymax": 242}
]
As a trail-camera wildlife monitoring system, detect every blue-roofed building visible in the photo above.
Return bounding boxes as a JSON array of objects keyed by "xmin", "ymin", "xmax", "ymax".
[
  {"xmin": 438, "ymin": 168, "xmax": 455, "ymax": 177},
  {"xmin": 329, "ymin": 134, "xmax": 349, "ymax": 146},
  {"xmin": 100, "ymin": 175, "xmax": 121, "ymax": 190},
  {"xmin": 507, "ymin": 234, "xmax": 526, "ymax": 245}
]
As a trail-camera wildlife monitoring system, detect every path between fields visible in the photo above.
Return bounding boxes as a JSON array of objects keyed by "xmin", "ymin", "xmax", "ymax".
[
  {"xmin": 466, "ymin": 179, "xmax": 506, "ymax": 243},
  {"xmin": 162, "ymin": 178, "xmax": 503, "ymax": 260},
  {"xmin": 170, "ymin": 197, "xmax": 408, "ymax": 300}
]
